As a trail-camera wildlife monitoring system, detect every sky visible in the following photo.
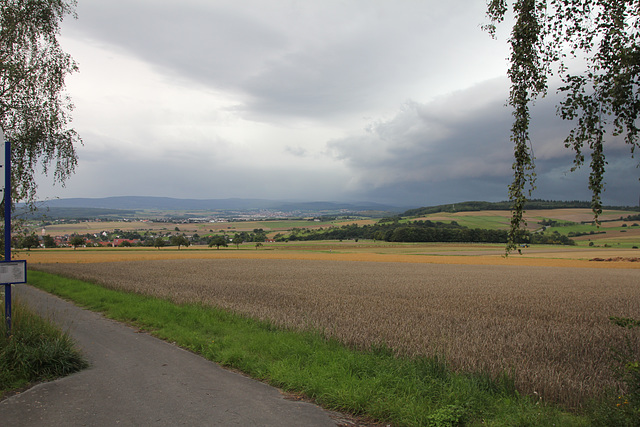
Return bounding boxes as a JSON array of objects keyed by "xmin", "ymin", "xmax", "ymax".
[{"xmin": 34, "ymin": 0, "xmax": 640, "ymax": 208}]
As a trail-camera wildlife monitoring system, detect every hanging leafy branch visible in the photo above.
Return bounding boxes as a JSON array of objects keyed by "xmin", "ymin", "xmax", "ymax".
[
  {"xmin": 485, "ymin": 0, "xmax": 640, "ymax": 253},
  {"xmin": 0, "ymin": 0, "xmax": 81, "ymax": 203}
]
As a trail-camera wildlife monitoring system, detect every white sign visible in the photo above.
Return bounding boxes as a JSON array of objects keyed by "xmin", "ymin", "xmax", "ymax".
[{"xmin": 0, "ymin": 261, "xmax": 26, "ymax": 284}]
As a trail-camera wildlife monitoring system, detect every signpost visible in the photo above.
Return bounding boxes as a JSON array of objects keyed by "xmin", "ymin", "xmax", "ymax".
[
  {"xmin": 1, "ymin": 132, "xmax": 25, "ymax": 336},
  {"xmin": 0, "ymin": 140, "xmax": 4, "ymax": 196}
]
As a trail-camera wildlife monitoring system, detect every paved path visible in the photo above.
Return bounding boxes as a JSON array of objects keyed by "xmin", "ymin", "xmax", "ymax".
[{"xmin": 0, "ymin": 285, "xmax": 346, "ymax": 426}]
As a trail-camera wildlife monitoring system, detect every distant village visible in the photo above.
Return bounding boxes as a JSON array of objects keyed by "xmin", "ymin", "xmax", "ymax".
[
  {"xmin": 14, "ymin": 214, "xmax": 334, "ymax": 250},
  {"xmin": 17, "ymin": 227, "xmax": 274, "ymax": 249}
]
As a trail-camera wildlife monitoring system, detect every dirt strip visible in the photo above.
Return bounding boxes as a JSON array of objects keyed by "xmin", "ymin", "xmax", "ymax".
[{"xmin": 14, "ymin": 248, "xmax": 640, "ymax": 269}]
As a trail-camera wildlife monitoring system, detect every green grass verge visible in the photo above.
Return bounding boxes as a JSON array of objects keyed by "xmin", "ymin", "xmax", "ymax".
[
  {"xmin": 0, "ymin": 295, "xmax": 88, "ymax": 398},
  {"xmin": 26, "ymin": 270, "xmax": 588, "ymax": 426}
]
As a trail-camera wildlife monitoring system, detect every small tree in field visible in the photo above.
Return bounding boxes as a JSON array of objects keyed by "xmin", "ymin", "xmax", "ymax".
[
  {"xmin": 154, "ymin": 237, "xmax": 165, "ymax": 250},
  {"xmin": 69, "ymin": 235, "xmax": 84, "ymax": 250},
  {"xmin": 42, "ymin": 234, "xmax": 56, "ymax": 248},
  {"xmin": 20, "ymin": 234, "xmax": 40, "ymax": 250},
  {"xmin": 209, "ymin": 236, "xmax": 228, "ymax": 250},
  {"xmin": 170, "ymin": 235, "xmax": 190, "ymax": 250}
]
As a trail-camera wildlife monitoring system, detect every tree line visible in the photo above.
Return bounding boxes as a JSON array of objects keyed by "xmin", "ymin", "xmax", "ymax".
[{"xmin": 283, "ymin": 220, "xmax": 574, "ymax": 246}]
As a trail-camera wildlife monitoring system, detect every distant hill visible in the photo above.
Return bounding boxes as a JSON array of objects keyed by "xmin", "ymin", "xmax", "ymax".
[
  {"xmin": 403, "ymin": 199, "xmax": 639, "ymax": 217},
  {"xmin": 32, "ymin": 196, "xmax": 408, "ymax": 214},
  {"xmin": 36, "ymin": 196, "xmax": 280, "ymax": 211},
  {"xmin": 16, "ymin": 206, "xmax": 137, "ymax": 220}
]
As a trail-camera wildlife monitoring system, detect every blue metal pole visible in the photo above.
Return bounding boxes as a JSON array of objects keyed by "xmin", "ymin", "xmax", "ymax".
[{"xmin": 4, "ymin": 140, "xmax": 10, "ymax": 335}]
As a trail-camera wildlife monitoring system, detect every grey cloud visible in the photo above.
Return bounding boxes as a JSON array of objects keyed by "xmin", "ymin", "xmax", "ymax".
[
  {"xmin": 67, "ymin": 1, "xmax": 288, "ymax": 86},
  {"xmin": 285, "ymin": 145, "xmax": 307, "ymax": 157},
  {"xmin": 66, "ymin": 1, "xmax": 499, "ymax": 121},
  {"xmin": 49, "ymin": 152, "xmax": 349, "ymax": 201}
]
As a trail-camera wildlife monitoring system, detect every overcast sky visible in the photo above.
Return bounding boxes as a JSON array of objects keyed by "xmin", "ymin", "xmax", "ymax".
[{"xmin": 34, "ymin": 0, "xmax": 639, "ymax": 208}]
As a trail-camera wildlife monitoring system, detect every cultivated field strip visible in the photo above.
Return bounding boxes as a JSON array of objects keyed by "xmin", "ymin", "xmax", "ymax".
[{"xmin": 32, "ymin": 259, "xmax": 640, "ymax": 408}]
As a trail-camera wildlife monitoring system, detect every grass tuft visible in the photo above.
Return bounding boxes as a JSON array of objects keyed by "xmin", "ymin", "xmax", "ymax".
[{"xmin": 0, "ymin": 295, "xmax": 88, "ymax": 397}]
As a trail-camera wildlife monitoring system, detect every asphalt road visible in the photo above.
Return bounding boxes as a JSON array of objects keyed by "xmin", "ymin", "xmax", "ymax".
[{"xmin": 0, "ymin": 285, "xmax": 347, "ymax": 426}]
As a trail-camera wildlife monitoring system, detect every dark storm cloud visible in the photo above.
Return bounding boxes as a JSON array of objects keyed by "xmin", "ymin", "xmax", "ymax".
[
  {"xmin": 327, "ymin": 78, "xmax": 640, "ymax": 206},
  {"xmin": 327, "ymin": 79, "xmax": 513, "ymax": 190}
]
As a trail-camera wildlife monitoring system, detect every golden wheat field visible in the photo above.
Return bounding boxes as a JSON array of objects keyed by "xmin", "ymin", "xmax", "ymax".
[
  {"xmin": 14, "ymin": 243, "xmax": 640, "ymax": 266},
  {"xmin": 28, "ymin": 247, "xmax": 640, "ymax": 410}
]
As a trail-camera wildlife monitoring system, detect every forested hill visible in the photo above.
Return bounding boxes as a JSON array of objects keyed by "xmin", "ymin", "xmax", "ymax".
[{"xmin": 403, "ymin": 200, "xmax": 638, "ymax": 217}]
